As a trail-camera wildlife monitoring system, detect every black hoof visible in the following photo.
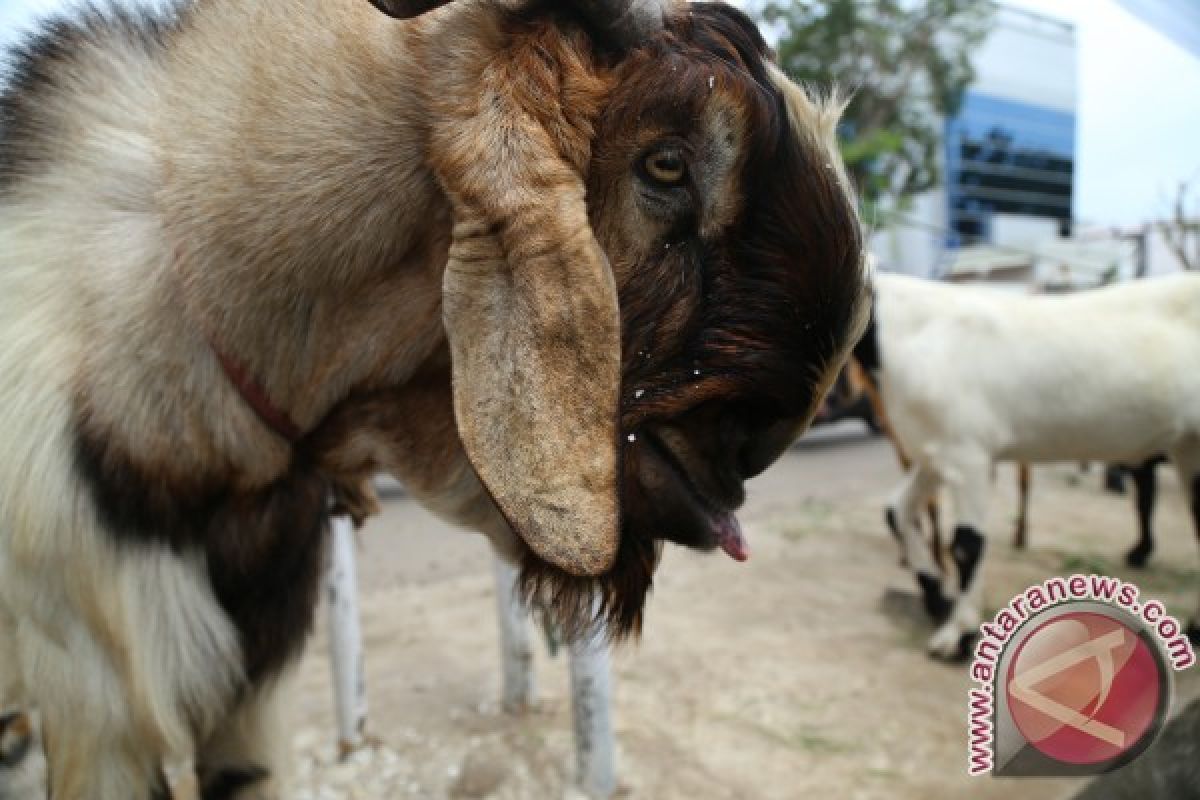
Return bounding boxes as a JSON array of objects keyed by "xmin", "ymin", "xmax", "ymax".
[
  {"xmin": 954, "ymin": 632, "xmax": 979, "ymax": 664},
  {"xmin": 924, "ymin": 632, "xmax": 978, "ymax": 665},
  {"xmin": 1187, "ymin": 622, "xmax": 1200, "ymax": 647},
  {"xmin": 916, "ymin": 572, "xmax": 953, "ymax": 623},
  {"xmin": 1125, "ymin": 544, "xmax": 1153, "ymax": 569},
  {"xmin": 198, "ymin": 765, "xmax": 269, "ymax": 800}
]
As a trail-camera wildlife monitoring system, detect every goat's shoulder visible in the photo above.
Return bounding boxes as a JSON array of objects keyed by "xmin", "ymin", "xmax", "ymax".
[{"xmin": 1, "ymin": 5, "xmax": 178, "ymax": 193}]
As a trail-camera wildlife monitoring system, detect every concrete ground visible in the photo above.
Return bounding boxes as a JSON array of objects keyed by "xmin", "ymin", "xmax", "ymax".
[{"xmin": 289, "ymin": 423, "xmax": 1200, "ymax": 799}]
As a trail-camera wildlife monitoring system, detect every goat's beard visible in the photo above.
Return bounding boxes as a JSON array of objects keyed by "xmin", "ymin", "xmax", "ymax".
[{"xmin": 517, "ymin": 499, "xmax": 661, "ymax": 641}]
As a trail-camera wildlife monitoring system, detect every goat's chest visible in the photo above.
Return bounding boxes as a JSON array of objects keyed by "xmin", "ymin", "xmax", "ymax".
[{"xmin": 73, "ymin": 421, "xmax": 333, "ymax": 684}]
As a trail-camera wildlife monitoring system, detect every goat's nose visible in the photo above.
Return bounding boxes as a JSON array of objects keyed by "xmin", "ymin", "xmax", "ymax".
[{"xmin": 735, "ymin": 415, "xmax": 803, "ymax": 479}]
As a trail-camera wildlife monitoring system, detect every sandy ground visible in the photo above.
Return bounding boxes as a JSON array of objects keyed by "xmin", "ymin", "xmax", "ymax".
[{"xmin": 287, "ymin": 423, "xmax": 1200, "ymax": 800}]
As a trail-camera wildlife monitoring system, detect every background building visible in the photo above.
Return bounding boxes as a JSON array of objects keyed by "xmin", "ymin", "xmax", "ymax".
[
  {"xmin": 873, "ymin": 4, "xmax": 1078, "ymax": 280},
  {"xmin": 875, "ymin": 0, "xmax": 1199, "ymax": 286}
]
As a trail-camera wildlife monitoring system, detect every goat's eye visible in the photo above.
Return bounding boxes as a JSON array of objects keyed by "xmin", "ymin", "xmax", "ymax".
[{"xmin": 641, "ymin": 149, "xmax": 687, "ymax": 186}]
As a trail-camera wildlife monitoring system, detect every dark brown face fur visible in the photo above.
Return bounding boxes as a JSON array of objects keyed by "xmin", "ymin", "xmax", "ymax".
[{"xmin": 520, "ymin": 4, "xmax": 867, "ymax": 637}]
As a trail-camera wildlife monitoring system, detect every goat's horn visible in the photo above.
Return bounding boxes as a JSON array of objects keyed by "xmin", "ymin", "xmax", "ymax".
[
  {"xmin": 368, "ymin": 0, "xmax": 670, "ymax": 39},
  {"xmin": 572, "ymin": 0, "xmax": 670, "ymax": 46},
  {"xmin": 366, "ymin": 0, "xmax": 454, "ymax": 18}
]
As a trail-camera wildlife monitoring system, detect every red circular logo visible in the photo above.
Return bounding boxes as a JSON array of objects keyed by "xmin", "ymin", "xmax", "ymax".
[{"xmin": 1005, "ymin": 611, "xmax": 1163, "ymax": 766}]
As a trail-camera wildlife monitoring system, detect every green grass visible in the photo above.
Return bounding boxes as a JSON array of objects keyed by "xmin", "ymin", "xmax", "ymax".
[
  {"xmin": 712, "ymin": 711, "xmax": 852, "ymax": 755},
  {"xmin": 774, "ymin": 499, "xmax": 837, "ymax": 542}
]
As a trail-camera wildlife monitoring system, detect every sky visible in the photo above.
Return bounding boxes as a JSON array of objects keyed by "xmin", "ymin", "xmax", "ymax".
[
  {"xmin": 1000, "ymin": 0, "xmax": 1200, "ymax": 228},
  {"xmin": 1, "ymin": 0, "xmax": 1198, "ymax": 227}
]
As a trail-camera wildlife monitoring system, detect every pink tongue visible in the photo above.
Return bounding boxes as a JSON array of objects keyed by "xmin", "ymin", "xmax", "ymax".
[{"xmin": 715, "ymin": 513, "xmax": 749, "ymax": 562}]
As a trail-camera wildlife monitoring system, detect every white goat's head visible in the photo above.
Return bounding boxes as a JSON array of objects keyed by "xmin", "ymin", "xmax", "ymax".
[{"xmin": 381, "ymin": 1, "xmax": 869, "ymax": 634}]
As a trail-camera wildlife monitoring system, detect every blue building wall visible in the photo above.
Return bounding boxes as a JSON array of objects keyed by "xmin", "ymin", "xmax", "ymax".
[{"xmin": 944, "ymin": 91, "xmax": 1076, "ymax": 247}]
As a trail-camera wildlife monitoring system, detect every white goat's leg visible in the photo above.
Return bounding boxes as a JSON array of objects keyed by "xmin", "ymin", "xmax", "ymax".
[
  {"xmin": 492, "ymin": 555, "xmax": 536, "ymax": 713},
  {"xmin": 887, "ymin": 463, "xmax": 949, "ymax": 620},
  {"xmin": 195, "ymin": 678, "xmax": 290, "ymax": 800},
  {"xmin": 928, "ymin": 450, "xmax": 990, "ymax": 661},
  {"xmin": 1168, "ymin": 443, "xmax": 1200, "ymax": 643},
  {"xmin": 567, "ymin": 605, "xmax": 615, "ymax": 800}
]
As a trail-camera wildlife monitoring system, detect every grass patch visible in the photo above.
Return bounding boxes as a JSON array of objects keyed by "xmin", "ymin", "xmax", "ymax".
[
  {"xmin": 1057, "ymin": 551, "xmax": 1116, "ymax": 576},
  {"xmin": 712, "ymin": 713, "xmax": 851, "ymax": 755},
  {"xmin": 774, "ymin": 499, "xmax": 837, "ymax": 542},
  {"xmin": 1049, "ymin": 549, "xmax": 1198, "ymax": 596}
]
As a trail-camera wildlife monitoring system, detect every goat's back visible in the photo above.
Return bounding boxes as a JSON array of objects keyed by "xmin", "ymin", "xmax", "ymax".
[{"xmin": 875, "ymin": 272, "xmax": 1200, "ymax": 463}]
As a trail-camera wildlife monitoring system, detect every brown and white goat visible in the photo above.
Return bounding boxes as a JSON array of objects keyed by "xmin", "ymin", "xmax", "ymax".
[{"xmin": 0, "ymin": 0, "xmax": 867, "ymax": 796}]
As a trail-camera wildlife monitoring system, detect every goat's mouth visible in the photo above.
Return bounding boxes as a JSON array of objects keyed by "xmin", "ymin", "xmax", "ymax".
[{"xmin": 635, "ymin": 431, "xmax": 750, "ymax": 562}]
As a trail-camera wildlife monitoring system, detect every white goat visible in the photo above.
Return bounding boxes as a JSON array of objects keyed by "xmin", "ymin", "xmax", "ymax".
[
  {"xmin": 856, "ymin": 272, "xmax": 1200, "ymax": 660},
  {"xmin": 0, "ymin": 0, "xmax": 867, "ymax": 795}
]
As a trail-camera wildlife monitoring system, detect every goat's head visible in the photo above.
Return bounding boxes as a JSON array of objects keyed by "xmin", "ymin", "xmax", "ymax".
[{"xmin": 385, "ymin": 1, "xmax": 868, "ymax": 635}]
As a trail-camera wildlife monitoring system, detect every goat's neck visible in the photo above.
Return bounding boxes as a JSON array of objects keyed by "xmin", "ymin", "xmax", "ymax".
[{"xmin": 157, "ymin": 0, "xmax": 453, "ymax": 430}]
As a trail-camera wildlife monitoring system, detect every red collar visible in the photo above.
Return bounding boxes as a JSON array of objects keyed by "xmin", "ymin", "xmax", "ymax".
[
  {"xmin": 208, "ymin": 335, "xmax": 303, "ymax": 444},
  {"xmin": 173, "ymin": 246, "xmax": 303, "ymax": 444}
]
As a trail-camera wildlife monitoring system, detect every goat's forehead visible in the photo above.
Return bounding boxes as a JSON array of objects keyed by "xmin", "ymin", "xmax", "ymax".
[{"xmin": 693, "ymin": 96, "xmax": 747, "ymax": 238}]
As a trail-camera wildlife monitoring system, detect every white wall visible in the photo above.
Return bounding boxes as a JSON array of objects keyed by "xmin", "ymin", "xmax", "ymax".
[
  {"xmin": 870, "ymin": 189, "xmax": 947, "ymax": 277},
  {"xmin": 974, "ymin": 6, "xmax": 1077, "ymax": 113}
]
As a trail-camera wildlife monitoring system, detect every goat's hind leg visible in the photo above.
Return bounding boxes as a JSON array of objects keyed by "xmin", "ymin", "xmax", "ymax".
[
  {"xmin": 887, "ymin": 463, "xmax": 950, "ymax": 621},
  {"xmin": 1124, "ymin": 457, "xmax": 1160, "ymax": 568},
  {"xmin": 1169, "ymin": 443, "xmax": 1200, "ymax": 644}
]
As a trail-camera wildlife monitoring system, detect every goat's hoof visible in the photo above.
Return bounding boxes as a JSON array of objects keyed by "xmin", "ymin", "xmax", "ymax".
[
  {"xmin": 927, "ymin": 624, "xmax": 973, "ymax": 663},
  {"xmin": 916, "ymin": 573, "xmax": 953, "ymax": 623},
  {"xmin": 1187, "ymin": 621, "xmax": 1200, "ymax": 647},
  {"xmin": 1125, "ymin": 544, "xmax": 1153, "ymax": 569}
]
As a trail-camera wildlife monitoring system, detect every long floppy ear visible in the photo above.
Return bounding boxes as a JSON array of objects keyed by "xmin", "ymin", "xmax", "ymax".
[{"xmin": 427, "ymin": 21, "xmax": 621, "ymax": 576}]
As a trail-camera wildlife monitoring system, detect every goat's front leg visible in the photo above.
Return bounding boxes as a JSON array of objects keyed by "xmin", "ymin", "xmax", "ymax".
[
  {"xmin": 928, "ymin": 450, "xmax": 990, "ymax": 661},
  {"xmin": 887, "ymin": 463, "xmax": 949, "ymax": 620},
  {"xmin": 0, "ymin": 708, "xmax": 45, "ymax": 800},
  {"xmin": 36, "ymin": 679, "xmax": 165, "ymax": 800},
  {"xmin": 0, "ymin": 603, "xmax": 37, "ymax": 784},
  {"xmin": 195, "ymin": 678, "xmax": 289, "ymax": 800}
]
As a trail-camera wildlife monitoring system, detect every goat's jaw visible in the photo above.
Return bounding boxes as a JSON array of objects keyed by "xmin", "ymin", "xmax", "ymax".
[{"xmin": 629, "ymin": 431, "xmax": 751, "ymax": 563}]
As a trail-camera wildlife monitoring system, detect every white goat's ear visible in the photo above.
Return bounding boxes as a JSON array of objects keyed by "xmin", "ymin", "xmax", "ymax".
[{"xmin": 431, "ymin": 24, "xmax": 620, "ymax": 577}]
